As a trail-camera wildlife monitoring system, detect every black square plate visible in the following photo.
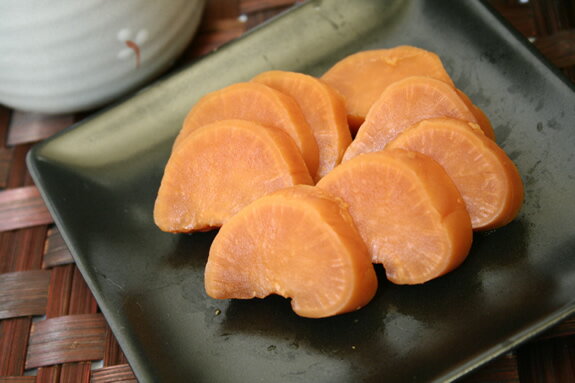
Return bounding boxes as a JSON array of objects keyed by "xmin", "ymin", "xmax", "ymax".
[{"xmin": 27, "ymin": 1, "xmax": 575, "ymax": 382}]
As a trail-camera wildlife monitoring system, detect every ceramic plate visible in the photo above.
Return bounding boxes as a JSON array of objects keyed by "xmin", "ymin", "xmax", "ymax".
[{"xmin": 28, "ymin": 0, "xmax": 575, "ymax": 382}]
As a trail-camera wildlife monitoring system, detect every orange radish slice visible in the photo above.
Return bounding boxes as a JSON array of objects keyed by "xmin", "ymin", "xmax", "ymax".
[
  {"xmin": 205, "ymin": 185, "xmax": 378, "ymax": 318},
  {"xmin": 252, "ymin": 70, "xmax": 352, "ymax": 181},
  {"xmin": 387, "ymin": 118, "xmax": 524, "ymax": 230},
  {"xmin": 174, "ymin": 82, "xmax": 319, "ymax": 176},
  {"xmin": 342, "ymin": 76, "xmax": 480, "ymax": 162},
  {"xmin": 321, "ymin": 46, "xmax": 455, "ymax": 132},
  {"xmin": 317, "ymin": 149, "xmax": 472, "ymax": 285},
  {"xmin": 155, "ymin": 119, "xmax": 313, "ymax": 233}
]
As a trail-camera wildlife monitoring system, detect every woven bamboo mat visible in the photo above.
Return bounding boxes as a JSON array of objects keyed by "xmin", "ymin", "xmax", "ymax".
[{"xmin": 1, "ymin": 1, "xmax": 574, "ymax": 382}]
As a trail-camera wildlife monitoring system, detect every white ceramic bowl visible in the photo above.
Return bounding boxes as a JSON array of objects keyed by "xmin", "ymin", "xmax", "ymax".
[{"xmin": 0, "ymin": 0, "xmax": 205, "ymax": 114}]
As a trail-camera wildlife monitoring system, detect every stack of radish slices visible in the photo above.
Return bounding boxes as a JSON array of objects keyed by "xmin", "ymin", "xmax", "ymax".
[{"xmin": 154, "ymin": 46, "xmax": 524, "ymax": 318}]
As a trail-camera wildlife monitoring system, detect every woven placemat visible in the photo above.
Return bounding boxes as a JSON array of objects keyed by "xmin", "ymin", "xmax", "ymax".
[{"xmin": 1, "ymin": 1, "xmax": 573, "ymax": 382}]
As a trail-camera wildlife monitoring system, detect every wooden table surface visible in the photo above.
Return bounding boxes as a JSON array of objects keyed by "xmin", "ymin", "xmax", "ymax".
[{"xmin": 0, "ymin": 1, "xmax": 574, "ymax": 382}]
